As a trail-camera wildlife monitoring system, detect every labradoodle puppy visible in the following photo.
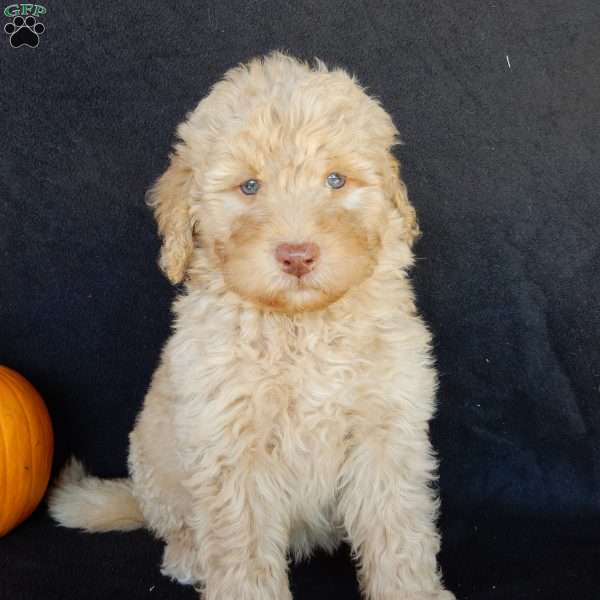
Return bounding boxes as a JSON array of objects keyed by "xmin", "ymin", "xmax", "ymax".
[{"xmin": 49, "ymin": 52, "xmax": 454, "ymax": 600}]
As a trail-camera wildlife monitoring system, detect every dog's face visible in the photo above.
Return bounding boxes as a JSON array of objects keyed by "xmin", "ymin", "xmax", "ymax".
[{"xmin": 149, "ymin": 54, "xmax": 418, "ymax": 313}]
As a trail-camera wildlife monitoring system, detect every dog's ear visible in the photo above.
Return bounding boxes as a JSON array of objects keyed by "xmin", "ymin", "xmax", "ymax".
[
  {"xmin": 385, "ymin": 155, "xmax": 420, "ymax": 247},
  {"xmin": 146, "ymin": 151, "xmax": 196, "ymax": 284}
]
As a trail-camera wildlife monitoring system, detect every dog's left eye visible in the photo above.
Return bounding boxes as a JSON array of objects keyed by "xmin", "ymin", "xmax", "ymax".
[
  {"xmin": 326, "ymin": 173, "xmax": 346, "ymax": 189},
  {"xmin": 240, "ymin": 179, "xmax": 260, "ymax": 195}
]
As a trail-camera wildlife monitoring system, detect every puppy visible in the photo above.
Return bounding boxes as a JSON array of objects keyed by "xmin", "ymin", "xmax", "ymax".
[{"xmin": 49, "ymin": 52, "xmax": 454, "ymax": 600}]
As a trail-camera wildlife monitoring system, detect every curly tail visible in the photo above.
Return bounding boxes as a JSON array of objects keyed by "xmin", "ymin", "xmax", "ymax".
[{"xmin": 48, "ymin": 458, "xmax": 144, "ymax": 532}]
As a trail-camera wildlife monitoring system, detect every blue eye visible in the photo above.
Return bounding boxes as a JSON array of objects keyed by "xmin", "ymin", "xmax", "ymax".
[
  {"xmin": 240, "ymin": 179, "xmax": 260, "ymax": 195},
  {"xmin": 326, "ymin": 172, "xmax": 346, "ymax": 189}
]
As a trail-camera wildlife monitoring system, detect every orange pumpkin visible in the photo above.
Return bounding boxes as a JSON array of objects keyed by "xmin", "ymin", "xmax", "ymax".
[{"xmin": 0, "ymin": 366, "xmax": 54, "ymax": 536}]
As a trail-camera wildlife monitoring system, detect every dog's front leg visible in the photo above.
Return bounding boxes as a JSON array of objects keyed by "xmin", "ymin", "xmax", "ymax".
[
  {"xmin": 188, "ymin": 453, "xmax": 293, "ymax": 600},
  {"xmin": 338, "ymin": 422, "xmax": 454, "ymax": 600}
]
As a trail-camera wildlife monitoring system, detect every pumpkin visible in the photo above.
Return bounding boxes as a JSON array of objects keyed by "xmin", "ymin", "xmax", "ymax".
[{"xmin": 0, "ymin": 366, "xmax": 54, "ymax": 536}]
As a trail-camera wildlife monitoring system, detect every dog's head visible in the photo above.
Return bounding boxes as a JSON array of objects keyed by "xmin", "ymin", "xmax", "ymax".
[{"xmin": 148, "ymin": 53, "xmax": 418, "ymax": 313}]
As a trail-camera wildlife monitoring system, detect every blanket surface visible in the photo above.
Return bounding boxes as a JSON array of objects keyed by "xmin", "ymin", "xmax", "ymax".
[{"xmin": 1, "ymin": 2, "xmax": 599, "ymax": 598}]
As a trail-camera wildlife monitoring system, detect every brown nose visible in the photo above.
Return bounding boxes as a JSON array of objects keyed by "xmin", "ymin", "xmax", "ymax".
[{"xmin": 275, "ymin": 243, "xmax": 320, "ymax": 278}]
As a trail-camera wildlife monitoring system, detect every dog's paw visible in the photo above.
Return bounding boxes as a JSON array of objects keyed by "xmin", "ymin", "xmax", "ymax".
[
  {"xmin": 4, "ymin": 15, "xmax": 45, "ymax": 48},
  {"xmin": 160, "ymin": 531, "xmax": 200, "ymax": 587},
  {"xmin": 160, "ymin": 563, "xmax": 197, "ymax": 586},
  {"xmin": 377, "ymin": 591, "xmax": 455, "ymax": 600},
  {"xmin": 403, "ymin": 591, "xmax": 456, "ymax": 600}
]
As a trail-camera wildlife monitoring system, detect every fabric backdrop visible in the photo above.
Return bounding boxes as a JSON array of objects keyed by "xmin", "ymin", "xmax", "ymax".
[{"xmin": 1, "ymin": 1, "xmax": 599, "ymax": 599}]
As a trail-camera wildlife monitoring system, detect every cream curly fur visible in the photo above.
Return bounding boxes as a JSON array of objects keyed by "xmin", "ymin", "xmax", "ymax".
[{"xmin": 49, "ymin": 52, "xmax": 454, "ymax": 600}]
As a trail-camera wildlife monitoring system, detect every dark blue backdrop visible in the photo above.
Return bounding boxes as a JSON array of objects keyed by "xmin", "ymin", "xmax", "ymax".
[{"xmin": 1, "ymin": 2, "xmax": 599, "ymax": 598}]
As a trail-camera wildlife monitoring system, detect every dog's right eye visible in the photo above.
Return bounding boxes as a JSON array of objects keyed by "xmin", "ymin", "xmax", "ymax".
[
  {"xmin": 240, "ymin": 179, "xmax": 260, "ymax": 195},
  {"xmin": 326, "ymin": 172, "xmax": 346, "ymax": 189}
]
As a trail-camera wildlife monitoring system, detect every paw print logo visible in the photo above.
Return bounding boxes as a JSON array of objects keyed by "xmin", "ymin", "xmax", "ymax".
[{"xmin": 4, "ymin": 15, "xmax": 45, "ymax": 48}]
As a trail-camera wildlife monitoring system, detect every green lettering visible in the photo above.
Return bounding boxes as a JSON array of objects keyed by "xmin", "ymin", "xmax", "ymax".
[
  {"xmin": 3, "ymin": 4, "xmax": 19, "ymax": 17},
  {"xmin": 33, "ymin": 4, "xmax": 46, "ymax": 16},
  {"xmin": 21, "ymin": 4, "xmax": 34, "ymax": 15}
]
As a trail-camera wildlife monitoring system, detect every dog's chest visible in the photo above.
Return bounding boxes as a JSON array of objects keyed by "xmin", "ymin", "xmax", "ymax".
[
  {"xmin": 233, "ymin": 320, "xmax": 369, "ymax": 486},
  {"xmin": 169, "ymin": 300, "xmax": 404, "ymax": 491},
  {"xmin": 173, "ymin": 310, "xmax": 378, "ymax": 467},
  {"xmin": 243, "ymin": 322, "xmax": 362, "ymax": 449}
]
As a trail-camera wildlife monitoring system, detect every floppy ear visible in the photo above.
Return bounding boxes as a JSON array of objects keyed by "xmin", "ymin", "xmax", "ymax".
[
  {"xmin": 385, "ymin": 155, "xmax": 420, "ymax": 248},
  {"xmin": 146, "ymin": 152, "xmax": 196, "ymax": 284}
]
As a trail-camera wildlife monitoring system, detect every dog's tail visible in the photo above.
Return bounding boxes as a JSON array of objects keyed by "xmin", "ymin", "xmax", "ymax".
[{"xmin": 48, "ymin": 458, "xmax": 144, "ymax": 532}]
